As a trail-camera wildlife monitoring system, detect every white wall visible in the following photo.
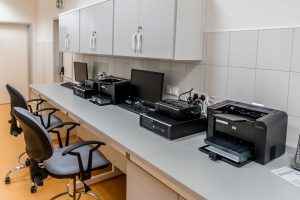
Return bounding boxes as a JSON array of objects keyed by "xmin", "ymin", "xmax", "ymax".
[
  {"xmin": 203, "ymin": 28, "xmax": 300, "ymax": 148},
  {"xmin": 206, "ymin": 0, "xmax": 300, "ymax": 31},
  {"xmin": 0, "ymin": 0, "xmax": 37, "ymax": 23},
  {"xmin": 0, "ymin": 0, "xmax": 37, "ymax": 84},
  {"xmin": 204, "ymin": 0, "xmax": 300, "ymax": 147}
]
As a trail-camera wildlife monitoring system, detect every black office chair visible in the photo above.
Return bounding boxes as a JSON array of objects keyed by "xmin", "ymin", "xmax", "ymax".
[
  {"xmin": 13, "ymin": 107, "xmax": 109, "ymax": 200},
  {"xmin": 5, "ymin": 84, "xmax": 79, "ymax": 192}
]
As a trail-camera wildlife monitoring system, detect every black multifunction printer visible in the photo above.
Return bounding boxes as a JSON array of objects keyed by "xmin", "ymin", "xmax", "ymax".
[{"xmin": 200, "ymin": 100, "xmax": 288, "ymax": 167}]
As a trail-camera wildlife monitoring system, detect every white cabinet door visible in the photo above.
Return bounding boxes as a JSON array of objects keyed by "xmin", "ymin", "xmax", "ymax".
[
  {"xmin": 138, "ymin": 0, "xmax": 176, "ymax": 59},
  {"xmin": 80, "ymin": 1, "xmax": 114, "ymax": 55},
  {"xmin": 114, "ymin": 0, "xmax": 140, "ymax": 57},
  {"xmin": 59, "ymin": 10, "xmax": 79, "ymax": 52}
]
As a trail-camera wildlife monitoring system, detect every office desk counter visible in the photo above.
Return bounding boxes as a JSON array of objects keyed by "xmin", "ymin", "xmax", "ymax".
[{"xmin": 31, "ymin": 83, "xmax": 300, "ymax": 200}]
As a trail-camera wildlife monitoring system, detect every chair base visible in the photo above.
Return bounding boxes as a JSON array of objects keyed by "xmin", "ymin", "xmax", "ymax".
[
  {"xmin": 50, "ymin": 178, "xmax": 100, "ymax": 200},
  {"xmin": 4, "ymin": 152, "xmax": 34, "ymax": 193},
  {"xmin": 31, "ymin": 182, "xmax": 37, "ymax": 193},
  {"xmin": 50, "ymin": 191, "xmax": 100, "ymax": 200},
  {"xmin": 4, "ymin": 163, "xmax": 28, "ymax": 184},
  {"xmin": 17, "ymin": 152, "xmax": 27, "ymax": 165}
]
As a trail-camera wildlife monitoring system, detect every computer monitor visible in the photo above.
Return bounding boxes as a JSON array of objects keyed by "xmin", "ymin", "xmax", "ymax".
[
  {"xmin": 130, "ymin": 69, "xmax": 164, "ymax": 105},
  {"xmin": 74, "ymin": 62, "xmax": 88, "ymax": 83}
]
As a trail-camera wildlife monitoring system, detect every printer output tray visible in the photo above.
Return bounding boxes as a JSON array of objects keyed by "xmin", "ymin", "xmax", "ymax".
[
  {"xmin": 199, "ymin": 135, "xmax": 253, "ymax": 167},
  {"xmin": 199, "ymin": 145, "xmax": 252, "ymax": 167}
]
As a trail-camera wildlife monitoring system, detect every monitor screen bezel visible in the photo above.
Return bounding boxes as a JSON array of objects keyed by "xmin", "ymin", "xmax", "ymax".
[
  {"xmin": 129, "ymin": 69, "xmax": 164, "ymax": 106},
  {"xmin": 74, "ymin": 62, "xmax": 88, "ymax": 83}
]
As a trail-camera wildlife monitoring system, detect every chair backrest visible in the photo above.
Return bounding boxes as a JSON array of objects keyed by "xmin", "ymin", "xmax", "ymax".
[
  {"xmin": 12, "ymin": 107, "xmax": 53, "ymax": 162},
  {"xmin": 6, "ymin": 84, "xmax": 28, "ymax": 136},
  {"xmin": 6, "ymin": 84, "xmax": 28, "ymax": 110}
]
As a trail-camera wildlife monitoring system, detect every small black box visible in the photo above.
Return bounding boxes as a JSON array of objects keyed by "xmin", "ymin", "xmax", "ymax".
[
  {"xmin": 140, "ymin": 111, "xmax": 207, "ymax": 140},
  {"xmin": 155, "ymin": 99, "xmax": 201, "ymax": 121},
  {"xmin": 85, "ymin": 79, "xmax": 99, "ymax": 89},
  {"xmin": 73, "ymin": 85, "xmax": 98, "ymax": 99}
]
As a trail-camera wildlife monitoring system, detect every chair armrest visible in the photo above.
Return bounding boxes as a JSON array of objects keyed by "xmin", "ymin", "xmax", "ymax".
[
  {"xmin": 33, "ymin": 108, "xmax": 60, "ymax": 128},
  {"xmin": 62, "ymin": 141, "xmax": 106, "ymax": 182},
  {"xmin": 32, "ymin": 108, "xmax": 59, "ymax": 115},
  {"xmin": 47, "ymin": 122, "xmax": 80, "ymax": 147},
  {"xmin": 27, "ymin": 98, "xmax": 46, "ymax": 104},
  {"xmin": 62, "ymin": 141, "xmax": 105, "ymax": 156},
  {"xmin": 27, "ymin": 98, "xmax": 46, "ymax": 112},
  {"xmin": 46, "ymin": 122, "xmax": 80, "ymax": 132}
]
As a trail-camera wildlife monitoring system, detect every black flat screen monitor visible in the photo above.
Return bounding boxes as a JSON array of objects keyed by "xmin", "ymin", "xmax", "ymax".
[
  {"xmin": 130, "ymin": 69, "xmax": 164, "ymax": 105},
  {"xmin": 74, "ymin": 62, "xmax": 88, "ymax": 83}
]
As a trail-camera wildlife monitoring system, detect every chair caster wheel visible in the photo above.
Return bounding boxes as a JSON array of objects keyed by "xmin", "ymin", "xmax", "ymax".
[
  {"xmin": 30, "ymin": 185, "xmax": 37, "ymax": 193},
  {"xmin": 5, "ymin": 177, "xmax": 11, "ymax": 184}
]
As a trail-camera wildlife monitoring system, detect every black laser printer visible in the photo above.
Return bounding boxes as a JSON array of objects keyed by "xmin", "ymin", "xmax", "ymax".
[
  {"xmin": 200, "ymin": 100, "xmax": 288, "ymax": 167},
  {"xmin": 90, "ymin": 76, "xmax": 130, "ymax": 106}
]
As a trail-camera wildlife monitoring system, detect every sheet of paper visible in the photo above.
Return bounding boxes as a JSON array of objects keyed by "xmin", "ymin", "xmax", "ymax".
[{"xmin": 271, "ymin": 166, "xmax": 300, "ymax": 188}]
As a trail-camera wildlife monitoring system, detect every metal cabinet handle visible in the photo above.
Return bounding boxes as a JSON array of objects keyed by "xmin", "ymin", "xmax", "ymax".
[
  {"xmin": 92, "ymin": 36, "xmax": 96, "ymax": 50},
  {"xmin": 136, "ymin": 33, "xmax": 143, "ymax": 53},
  {"xmin": 90, "ymin": 31, "xmax": 97, "ymax": 51},
  {"xmin": 136, "ymin": 26, "xmax": 143, "ymax": 53},
  {"xmin": 65, "ymin": 34, "xmax": 70, "ymax": 49},
  {"xmin": 89, "ymin": 36, "xmax": 93, "ymax": 50},
  {"xmin": 132, "ymin": 33, "xmax": 137, "ymax": 52}
]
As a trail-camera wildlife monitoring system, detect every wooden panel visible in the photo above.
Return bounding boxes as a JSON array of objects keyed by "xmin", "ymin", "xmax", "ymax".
[
  {"xmin": 127, "ymin": 160, "xmax": 178, "ymax": 200},
  {"xmin": 179, "ymin": 196, "xmax": 187, "ymax": 200},
  {"xmin": 130, "ymin": 156, "xmax": 206, "ymax": 200}
]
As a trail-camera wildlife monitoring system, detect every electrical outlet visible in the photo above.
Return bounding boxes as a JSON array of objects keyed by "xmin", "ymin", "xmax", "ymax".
[{"xmin": 166, "ymin": 85, "xmax": 179, "ymax": 97}]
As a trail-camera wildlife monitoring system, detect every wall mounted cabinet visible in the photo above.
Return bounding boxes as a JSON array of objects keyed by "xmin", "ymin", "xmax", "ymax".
[
  {"xmin": 59, "ymin": 10, "xmax": 80, "ymax": 52},
  {"xmin": 114, "ymin": 0, "xmax": 204, "ymax": 60},
  {"xmin": 59, "ymin": 0, "xmax": 204, "ymax": 60},
  {"xmin": 80, "ymin": 0, "xmax": 114, "ymax": 55}
]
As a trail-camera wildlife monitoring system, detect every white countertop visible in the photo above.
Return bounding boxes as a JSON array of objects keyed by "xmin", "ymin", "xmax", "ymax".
[{"xmin": 31, "ymin": 83, "xmax": 300, "ymax": 200}]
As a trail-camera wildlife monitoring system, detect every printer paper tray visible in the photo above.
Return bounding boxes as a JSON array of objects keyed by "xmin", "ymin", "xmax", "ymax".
[{"xmin": 199, "ymin": 145, "xmax": 252, "ymax": 167}]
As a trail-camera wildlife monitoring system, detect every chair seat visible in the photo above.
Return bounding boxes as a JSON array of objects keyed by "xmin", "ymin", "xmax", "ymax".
[
  {"xmin": 35, "ymin": 114, "xmax": 62, "ymax": 127},
  {"xmin": 44, "ymin": 145, "xmax": 109, "ymax": 178}
]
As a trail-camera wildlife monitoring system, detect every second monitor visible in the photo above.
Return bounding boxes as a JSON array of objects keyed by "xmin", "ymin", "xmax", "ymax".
[
  {"xmin": 129, "ymin": 69, "xmax": 164, "ymax": 106},
  {"xmin": 74, "ymin": 62, "xmax": 88, "ymax": 84}
]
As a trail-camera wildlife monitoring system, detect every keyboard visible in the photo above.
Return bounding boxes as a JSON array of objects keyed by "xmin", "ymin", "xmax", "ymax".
[
  {"xmin": 60, "ymin": 82, "xmax": 77, "ymax": 90},
  {"xmin": 119, "ymin": 103, "xmax": 153, "ymax": 114}
]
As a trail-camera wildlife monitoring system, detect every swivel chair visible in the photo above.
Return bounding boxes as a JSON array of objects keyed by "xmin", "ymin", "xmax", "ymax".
[
  {"xmin": 5, "ymin": 84, "xmax": 79, "ymax": 192},
  {"xmin": 13, "ymin": 107, "xmax": 109, "ymax": 200}
]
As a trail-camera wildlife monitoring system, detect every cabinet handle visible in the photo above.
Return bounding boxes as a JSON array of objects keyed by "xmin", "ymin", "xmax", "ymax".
[
  {"xmin": 65, "ymin": 34, "xmax": 70, "ymax": 49},
  {"xmin": 65, "ymin": 38, "xmax": 67, "ymax": 49},
  {"xmin": 67, "ymin": 38, "xmax": 69, "ymax": 49},
  {"xmin": 90, "ymin": 31, "xmax": 97, "ymax": 51},
  {"xmin": 136, "ymin": 33, "xmax": 143, "ymax": 53},
  {"xmin": 132, "ymin": 33, "xmax": 137, "ymax": 52},
  {"xmin": 92, "ymin": 37, "xmax": 96, "ymax": 50},
  {"xmin": 89, "ymin": 36, "xmax": 93, "ymax": 50}
]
